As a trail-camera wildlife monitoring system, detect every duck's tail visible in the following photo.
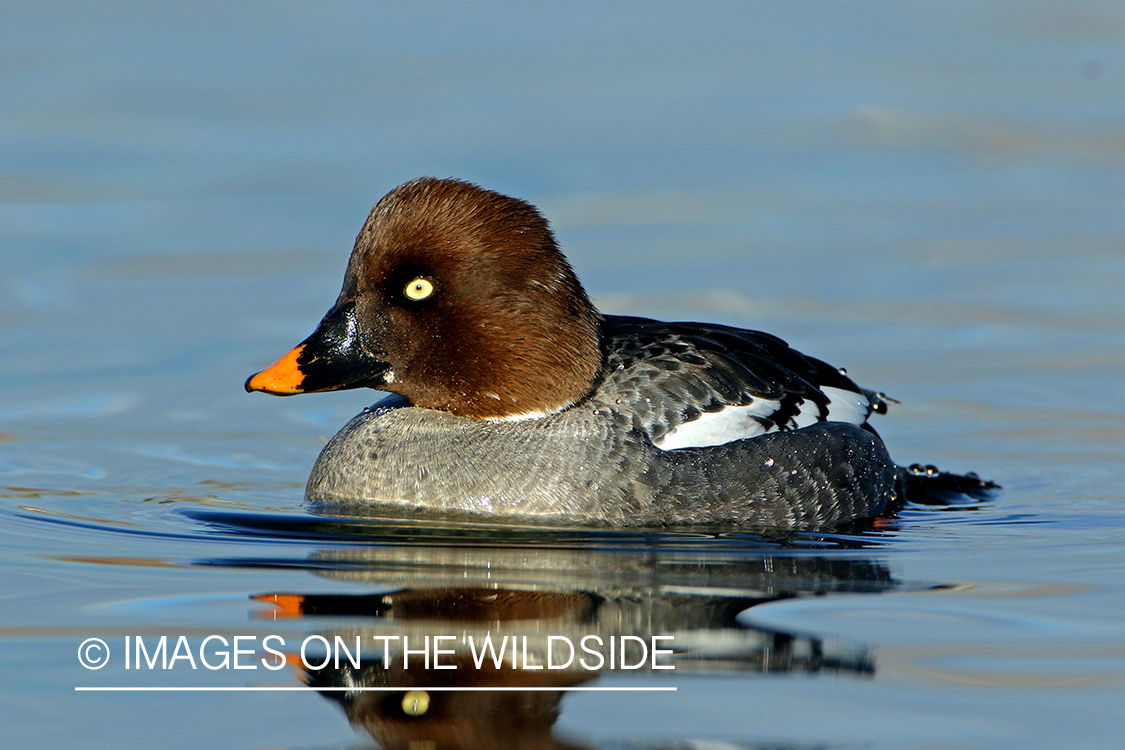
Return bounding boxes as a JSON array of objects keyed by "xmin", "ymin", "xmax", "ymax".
[{"xmin": 897, "ymin": 463, "xmax": 1000, "ymax": 506}]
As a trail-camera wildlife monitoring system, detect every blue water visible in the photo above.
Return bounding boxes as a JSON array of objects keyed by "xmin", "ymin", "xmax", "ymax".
[{"xmin": 2, "ymin": 2, "xmax": 1124, "ymax": 748}]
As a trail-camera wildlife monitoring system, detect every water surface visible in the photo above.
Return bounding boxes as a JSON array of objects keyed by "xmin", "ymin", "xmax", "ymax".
[{"xmin": 2, "ymin": 2, "xmax": 1123, "ymax": 748}]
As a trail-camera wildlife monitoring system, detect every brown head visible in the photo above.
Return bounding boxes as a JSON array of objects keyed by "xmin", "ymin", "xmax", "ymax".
[{"xmin": 246, "ymin": 178, "xmax": 603, "ymax": 420}]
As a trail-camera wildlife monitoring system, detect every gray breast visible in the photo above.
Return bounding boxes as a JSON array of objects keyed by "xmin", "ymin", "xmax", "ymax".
[{"xmin": 304, "ymin": 401, "xmax": 899, "ymax": 530}]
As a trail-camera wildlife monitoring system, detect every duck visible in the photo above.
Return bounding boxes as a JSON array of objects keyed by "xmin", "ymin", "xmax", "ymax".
[{"xmin": 246, "ymin": 177, "xmax": 995, "ymax": 530}]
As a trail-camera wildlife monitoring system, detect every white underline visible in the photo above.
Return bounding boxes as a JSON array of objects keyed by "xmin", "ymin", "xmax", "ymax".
[{"xmin": 76, "ymin": 686, "xmax": 676, "ymax": 692}]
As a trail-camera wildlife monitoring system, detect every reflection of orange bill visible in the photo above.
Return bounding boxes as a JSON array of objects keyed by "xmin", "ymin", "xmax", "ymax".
[{"xmin": 251, "ymin": 593, "xmax": 306, "ymax": 618}]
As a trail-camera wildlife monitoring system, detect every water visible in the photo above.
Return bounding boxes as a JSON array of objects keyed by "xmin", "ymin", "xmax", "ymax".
[{"xmin": 2, "ymin": 2, "xmax": 1124, "ymax": 748}]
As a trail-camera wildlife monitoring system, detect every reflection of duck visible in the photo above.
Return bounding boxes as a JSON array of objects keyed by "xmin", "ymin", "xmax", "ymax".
[
  {"xmin": 181, "ymin": 516, "xmax": 921, "ymax": 749},
  {"xmin": 305, "ymin": 661, "xmax": 588, "ymax": 750},
  {"xmin": 254, "ymin": 546, "xmax": 895, "ymax": 750},
  {"xmin": 260, "ymin": 543, "xmax": 891, "ymax": 677},
  {"xmin": 290, "ymin": 590, "xmax": 855, "ymax": 750},
  {"xmin": 266, "ymin": 585, "xmax": 875, "ymax": 677},
  {"xmin": 247, "ymin": 178, "xmax": 994, "ymax": 529}
]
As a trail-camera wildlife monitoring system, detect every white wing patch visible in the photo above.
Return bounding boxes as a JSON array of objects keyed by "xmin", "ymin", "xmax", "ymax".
[
  {"xmin": 655, "ymin": 386, "xmax": 872, "ymax": 451},
  {"xmin": 656, "ymin": 398, "xmax": 781, "ymax": 450},
  {"xmin": 820, "ymin": 386, "xmax": 870, "ymax": 425}
]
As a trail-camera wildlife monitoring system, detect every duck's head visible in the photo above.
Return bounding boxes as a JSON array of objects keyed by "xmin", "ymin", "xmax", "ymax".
[{"xmin": 246, "ymin": 178, "xmax": 603, "ymax": 420}]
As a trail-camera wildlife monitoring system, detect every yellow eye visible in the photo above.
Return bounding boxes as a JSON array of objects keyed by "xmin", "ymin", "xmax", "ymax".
[
  {"xmin": 402, "ymin": 690, "xmax": 430, "ymax": 716},
  {"xmin": 404, "ymin": 278, "xmax": 434, "ymax": 301}
]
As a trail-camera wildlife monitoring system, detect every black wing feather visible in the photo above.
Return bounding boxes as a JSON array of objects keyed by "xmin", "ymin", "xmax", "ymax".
[{"xmin": 596, "ymin": 315, "xmax": 880, "ymax": 445}]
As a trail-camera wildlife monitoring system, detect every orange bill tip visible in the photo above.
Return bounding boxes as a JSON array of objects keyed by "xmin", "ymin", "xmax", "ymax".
[
  {"xmin": 251, "ymin": 593, "xmax": 307, "ymax": 618},
  {"xmin": 246, "ymin": 345, "xmax": 307, "ymax": 395}
]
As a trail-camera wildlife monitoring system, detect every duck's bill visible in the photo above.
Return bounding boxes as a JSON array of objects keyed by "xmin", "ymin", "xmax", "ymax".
[{"xmin": 245, "ymin": 302, "xmax": 391, "ymax": 395}]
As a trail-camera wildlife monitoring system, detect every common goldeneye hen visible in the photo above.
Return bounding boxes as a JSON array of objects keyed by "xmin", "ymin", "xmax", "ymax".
[{"xmin": 247, "ymin": 177, "xmax": 995, "ymax": 529}]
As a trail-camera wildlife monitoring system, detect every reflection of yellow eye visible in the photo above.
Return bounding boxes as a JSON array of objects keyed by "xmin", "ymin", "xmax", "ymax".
[
  {"xmin": 402, "ymin": 690, "xmax": 430, "ymax": 716},
  {"xmin": 404, "ymin": 278, "xmax": 434, "ymax": 301}
]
